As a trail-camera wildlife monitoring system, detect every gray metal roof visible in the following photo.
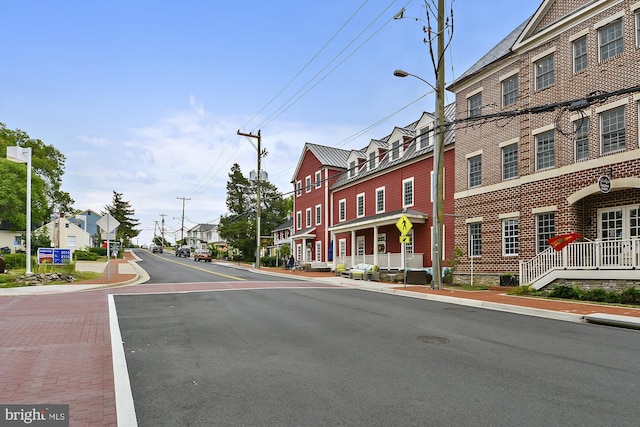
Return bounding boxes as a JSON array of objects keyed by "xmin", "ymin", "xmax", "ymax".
[
  {"xmin": 448, "ymin": 17, "xmax": 530, "ymax": 89},
  {"xmin": 291, "ymin": 143, "xmax": 351, "ymax": 183},
  {"xmin": 273, "ymin": 217, "xmax": 293, "ymax": 231},
  {"xmin": 332, "ymin": 103, "xmax": 456, "ymax": 189},
  {"xmin": 306, "ymin": 143, "xmax": 351, "ymax": 167}
]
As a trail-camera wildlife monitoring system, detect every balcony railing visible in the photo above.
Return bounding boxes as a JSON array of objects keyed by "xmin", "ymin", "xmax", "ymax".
[{"xmin": 519, "ymin": 239, "xmax": 640, "ymax": 288}]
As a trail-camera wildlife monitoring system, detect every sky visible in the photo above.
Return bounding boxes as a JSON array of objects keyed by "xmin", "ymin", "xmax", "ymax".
[{"xmin": 1, "ymin": 0, "xmax": 540, "ymax": 246}]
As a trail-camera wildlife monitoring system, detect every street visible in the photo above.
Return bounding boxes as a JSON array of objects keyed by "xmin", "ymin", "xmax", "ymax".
[{"xmin": 114, "ymin": 258, "xmax": 640, "ymax": 426}]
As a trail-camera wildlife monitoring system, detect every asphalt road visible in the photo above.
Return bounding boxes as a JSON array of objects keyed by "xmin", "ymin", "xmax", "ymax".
[
  {"xmin": 114, "ymin": 275, "xmax": 640, "ymax": 427},
  {"xmin": 134, "ymin": 249, "xmax": 295, "ymax": 283}
]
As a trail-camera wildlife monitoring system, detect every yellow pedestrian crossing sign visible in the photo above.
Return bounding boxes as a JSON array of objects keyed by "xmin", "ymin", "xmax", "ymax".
[
  {"xmin": 396, "ymin": 214, "xmax": 413, "ymax": 235},
  {"xmin": 400, "ymin": 235, "xmax": 410, "ymax": 244}
]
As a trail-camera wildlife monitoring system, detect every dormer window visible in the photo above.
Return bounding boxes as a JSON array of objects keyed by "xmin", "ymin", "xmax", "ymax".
[
  {"xmin": 349, "ymin": 160, "xmax": 356, "ymax": 178},
  {"xmin": 368, "ymin": 151, "xmax": 376, "ymax": 170},
  {"xmin": 418, "ymin": 126, "xmax": 431, "ymax": 149},
  {"xmin": 390, "ymin": 140, "xmax": 400, "ymax": 161}
]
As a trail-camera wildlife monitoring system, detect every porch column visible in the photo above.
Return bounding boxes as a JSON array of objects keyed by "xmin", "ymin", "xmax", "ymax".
[
  {"xmin": 331, "ymin": 231, "xmax": 336, "ymax": 265},
  {"xmin": 302, "ymin": 238, "xmax": 307, "ymax": 261},
  {"xmin": 373, "ymin": 225, "xmax": 379, "ymax": 266},
  {"xmin": 351, "ymin": 230, "xmax": 356, "ymax": 267}
]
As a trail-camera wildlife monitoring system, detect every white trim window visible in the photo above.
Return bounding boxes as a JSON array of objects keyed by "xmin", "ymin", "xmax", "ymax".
[
  {"xmin": 536, "ymin": 212, "xmax": 555, "ymax": 254},
  {"xmin": 468, "ymin": 155, "xmax": 482, "ymax": 187},
  {"xmin": 349, "ymin": 161, "xmax": 356, "ymax": 178},
  {"xmin": 601, "ymin": 107, "xmax": 625, "ymax": 154},
  {"xmin": 375, "ymin": 187, "xmax": 385, "ymax": 214},
  {"xmin": 535, "ymin": 54, "xmax": 554, "ymax": 90},
  {"xmin": 468, "ymin": 92, "xmax": 482, "ymax": 117},
  {"xmin": 390, "ymin": 140, "xmax": 400, "ymax": 161},
  {"xmin": 535, "ymin": 130, "xmax": 555, "ymax": 171},
  {"xmin": 573, "ymin": 36, "xmax": 587, "ymax": 73},
  {"xmin": 296, "ymin": 180, "xmax": 302, "ymax": 197},
  {"xmin": 574, "ymin": 117, "xmax": 589, "ymax": 161},
  {"xmin": 368, "ymin": 151, "xmax": 376, "ymax": 170},
  {"xmin": 305, "ymin": 176, "xmax": 312, "ymax": 193},
  {"xmin": 468, "ymin": 222, "xmax": 481, "ymax": 257},
  {"xmin": 315, "ymin": 204, "xmax": 321, "ymax": 226},
  {"xmin": 402, "ymin": 177, "xmax": 414, "ymax": 208},
  {"xmin": 502, "ymin": 144, "xmax": 518, "ymax": 180},
  {"xmin": 502, "ymin": 75, "xmax": 518, "ymax": 107},
  {"xmin": 305, "ymin": 207, "xmax": 312, "ymax": 228},
  {"xmin": 599, "ymin": 19, "xmax": 623, "ymax": 62},
  {"xmin": 338, "ymin": 199, "xmax": 346, "ymax": 222},
  {"xmin": 315, "ymin": 171, "xmax": 321, "ymax": 189},
  {"xmin": 357, "ymin": 235, "xmax": 365, "ymax": 256},
  {"xmin": 502, "ymin": 218, "xmax": 519, "ymax": 256},
  {"xmin": 419, "ymin": 126, "xmax": 431, "ymax": 149},
  {"xmin": 339, "ymin": 238, "xmax": 347, "ymax": 258},
  {"xmin": 377, "ymin": 233, "xmax": 386, "ymax": 254},
  {"xmin": 405, "ymin": 230, "xmax": 414, "ymax": 254},
  {"xmin": 296, "ymin": 211, "xmax": 302, "ymax": 230},
  {"xmin": 356, "ymin": 193, "xmax": 365, "ymax": 218},
  {"xmin": 315, "ymin": 241, "xmax": 322, "ymax": 262}
]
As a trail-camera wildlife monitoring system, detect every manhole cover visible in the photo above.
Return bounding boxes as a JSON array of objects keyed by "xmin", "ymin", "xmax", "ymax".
[{"xmin": 416, "ymin": 336, "xmax": 449, "ymax": 344}]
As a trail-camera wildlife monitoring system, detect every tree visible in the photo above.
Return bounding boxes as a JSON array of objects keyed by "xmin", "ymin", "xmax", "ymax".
[
  {"xmin": 0, "ymin": 159, "xmax": 49, "ymax": 229},
  {"xmin": 102, "ymin": 191, "xmax": 140, "ymax": 246},
  {"xmin": 218, "ymin": 163, "xmax": 289, "ymax": 261},
  {"xmin": 0, "ymin": 122, "xmax": 75, "ymax": 215}
]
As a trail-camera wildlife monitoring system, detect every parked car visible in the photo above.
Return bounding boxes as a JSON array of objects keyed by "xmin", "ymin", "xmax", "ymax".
[
  {"xmin": 152, "ymin": 245, "xmax": 163, "ymax": 253},
  {"xmin": 175, "ymin": 246, "xmax": 191, "ymax": 257},
  {"xmin": 194, "ymin": 250, "xmax": 212, "ymax": 262}
]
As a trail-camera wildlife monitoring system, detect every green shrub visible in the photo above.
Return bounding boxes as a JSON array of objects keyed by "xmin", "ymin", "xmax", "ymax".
[
  {"xmin": 89, "ymin": 247, "xmax": 108, "ymax": 256},
  {"xmin": 506, "ymin": 285, "xmax": 532, "ymax": 295},
  {"xmin": 260, "ymin": 256, "xmax": 277, "ymax": 267},
  {"xmin": 1, "ymin": 253, "xmax": 26, "ymax": 269},
  {"xmin": 620, "ymin": 287, "xmax": 640, "ymax": 305},
  {"xmin": 581, "ymin": 288, "xmax": 608, "ymax": 302},
  {"xmin": 547, "ymin": 285, "xmax": 582, "ymax": 300},
  {"xmin": 73, "ymin": 250, "xmax": 100, "ymax": 261}
]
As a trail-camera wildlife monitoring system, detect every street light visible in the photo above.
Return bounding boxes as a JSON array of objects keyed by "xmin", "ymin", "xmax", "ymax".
[
  {"xmin": 394, "ymin": 68, "xmax": 445, "ymax": 290},
  {"xmin": 6, "ymin": 146, "xmax": 33, "ymax": 275}
]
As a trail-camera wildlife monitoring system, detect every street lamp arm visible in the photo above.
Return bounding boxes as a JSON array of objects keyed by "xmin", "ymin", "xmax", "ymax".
[{"xmin": 393, "ymin": 69, "xmax": 437, "ymax": 91}]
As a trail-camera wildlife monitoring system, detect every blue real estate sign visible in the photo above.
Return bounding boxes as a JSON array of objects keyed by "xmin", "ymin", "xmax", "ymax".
[{"xmin": 37, "ymin": 248, "xmax": 71, "ymax": 265}]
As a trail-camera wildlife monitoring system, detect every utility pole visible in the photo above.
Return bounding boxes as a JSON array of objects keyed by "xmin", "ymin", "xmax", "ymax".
[
  {"xmin": 432, "ymin": 0, "xmax": 446, "ymax": 290},
  {"xmin": 237, "ymin": 129, "xmax": 265, "ymax": 269},
  {"xmin": 177, "ymin": 196, "xmax": 190, "ymax": 245},
  {"xmin": 159, "ymin": 213, "xmax": 167, "ymax": 247}
]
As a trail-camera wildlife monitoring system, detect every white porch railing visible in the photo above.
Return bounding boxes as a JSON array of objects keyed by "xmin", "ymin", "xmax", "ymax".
[
  {"xmin": 334, "ymin": 253, "xmax": 424, "ymax": 270},
  {"xmin": 520, "ymin": 239, "xmax": 640, "ymax": 287}
]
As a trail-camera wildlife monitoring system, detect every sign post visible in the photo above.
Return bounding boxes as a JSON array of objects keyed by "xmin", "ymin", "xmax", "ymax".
[
  {"xmin": 96, "ymin": 214, "xmax": 120, "ymax": 282},
  {"xmin": 396, "ymin": 215, "xmax": 413, "ymax": 288}
]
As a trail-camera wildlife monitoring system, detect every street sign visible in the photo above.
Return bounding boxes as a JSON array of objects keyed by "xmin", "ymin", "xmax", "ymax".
[
  {"xmin": 37, "ymin": 248, "xmax": 71, "ymax": 265},
  {"xmin": 396, "ymin": 214, "xmax": 413, "ymax": 235},
  {"xmin": 399, "ymin": 235, "xmax": 410, "ymax": 243},
  {"xmin": 97, "ymin": 213, "xmax": 120, "ymax": 233}
]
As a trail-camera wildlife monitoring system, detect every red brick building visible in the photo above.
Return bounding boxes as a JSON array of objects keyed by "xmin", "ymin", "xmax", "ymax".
[{"xmin": 448, "ymin": 0, "xmax": 640, "ymax": 287}]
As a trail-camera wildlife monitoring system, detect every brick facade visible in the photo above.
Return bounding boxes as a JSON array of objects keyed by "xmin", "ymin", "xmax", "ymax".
[{"xmin": 449, "ymin": 0, "xmax": 640, "ymax": 284}]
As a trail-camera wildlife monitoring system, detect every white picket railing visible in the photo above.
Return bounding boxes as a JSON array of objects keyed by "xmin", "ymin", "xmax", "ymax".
[
  {"xmin": 519, "ymin": 239, "xmax": 640, "ymax": 286},
  {"xmin": 334, "ymin": 253, "xmax": 424, "ymax": 270}
]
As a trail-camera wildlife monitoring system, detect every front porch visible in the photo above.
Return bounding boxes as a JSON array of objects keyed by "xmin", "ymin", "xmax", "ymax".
[
  {"xmin": 328, "ymin": 209, "xmax": 430, "ymax": 271},
  {"xmin": 520, "ymin": 239, "xmax": 640, "ymax": 289},
  {"xmin": 332, "ymin": 252, "xmax": 425, "ymax": 270}
]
